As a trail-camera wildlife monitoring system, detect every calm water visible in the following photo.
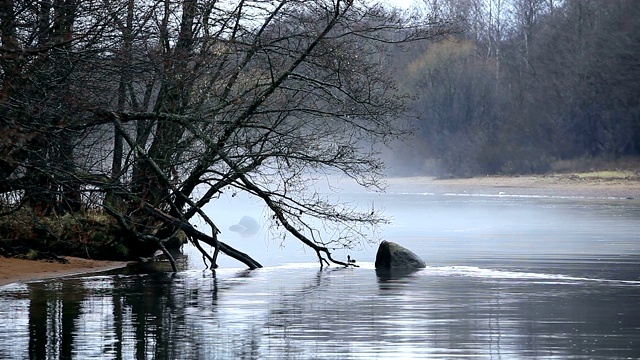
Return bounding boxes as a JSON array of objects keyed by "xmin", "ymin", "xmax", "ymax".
[{"xmin": 1, "ymin": 189, "xmax": 640, "ymax": 359}]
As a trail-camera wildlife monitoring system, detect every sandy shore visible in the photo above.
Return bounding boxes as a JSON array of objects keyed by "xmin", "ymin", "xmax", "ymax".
[
  {"xmin": 386, "ymin": 174, "xmax": 640, "ymax": 199},
  {"xmin": 0, "ymin": 257, "xmax": 131, "ymax": 287}
]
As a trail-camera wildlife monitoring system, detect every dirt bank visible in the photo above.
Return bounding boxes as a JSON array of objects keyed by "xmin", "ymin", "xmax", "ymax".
[{"xmin": 0, "ymin": 256, "xmax": 131, "ymax": 287}]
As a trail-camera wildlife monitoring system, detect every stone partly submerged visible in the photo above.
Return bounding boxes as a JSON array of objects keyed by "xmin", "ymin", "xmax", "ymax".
[
  {"xmin": 228, "ymin": 216, "xmax": 260, "ymax": 236},
  {"xmin": 375, "ymin": 240, "xmax": 426, "ymax": 269}
]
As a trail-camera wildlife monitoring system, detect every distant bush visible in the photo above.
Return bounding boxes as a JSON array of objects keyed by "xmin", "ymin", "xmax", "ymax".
[{"xmin": 550, "ymin": 156, "xmax": 640, "ymax": 174}]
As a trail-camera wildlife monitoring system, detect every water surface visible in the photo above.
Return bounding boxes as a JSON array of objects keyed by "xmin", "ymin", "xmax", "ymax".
[{"xmin": 1, "ymin": 191, "xmax": 639, "ymax": 359}]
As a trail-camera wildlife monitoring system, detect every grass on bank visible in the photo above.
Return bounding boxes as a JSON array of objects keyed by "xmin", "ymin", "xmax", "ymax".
[
  {"xmin": 0, "ymin": 208, "xmax": 130, "ymax": 261},
  {"xmin": 550, "ymin": 156, "xmax": 640, "ymax": 178}
]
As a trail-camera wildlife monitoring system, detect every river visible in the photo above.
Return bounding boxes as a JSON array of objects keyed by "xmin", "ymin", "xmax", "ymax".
[{"xmin": 1, "ymin": 186, "xmax": 639, "ymax": 359}]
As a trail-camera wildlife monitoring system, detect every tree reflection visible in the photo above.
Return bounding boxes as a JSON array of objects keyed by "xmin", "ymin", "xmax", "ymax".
[
  {"xmin": 21, "ymin": 253, "xmax": 236, "ymax": 359},
  {"xmin": 3, "ymin": 263, "xmax": 639, "ymax": 359},
  {"xmin": 28, "ymin": 280, "xmax": 88, "ymax": 359}
]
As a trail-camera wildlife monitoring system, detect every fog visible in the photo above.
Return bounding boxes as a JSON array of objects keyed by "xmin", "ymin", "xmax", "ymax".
[{"xmin": 188, "ymin": 177, "xmax": 640, "ymax": 269}]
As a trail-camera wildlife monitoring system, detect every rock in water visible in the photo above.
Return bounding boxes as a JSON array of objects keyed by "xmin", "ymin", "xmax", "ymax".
[
  {"xmin": 375, "ymin": 241, "xmax": 426, "ymax": 269},
  {"xmin": 229, "ymin": 216, "xmax": 260, "ymax": 236},
  {"xmin": 229, "ymin": 224, "xmax": 247, "ymax": 233}
]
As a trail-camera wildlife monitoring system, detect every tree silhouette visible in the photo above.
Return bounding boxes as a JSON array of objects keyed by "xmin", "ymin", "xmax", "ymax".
[{"xmin": 0, "ymin": 0, "xmax": 458, "ymax": 269}]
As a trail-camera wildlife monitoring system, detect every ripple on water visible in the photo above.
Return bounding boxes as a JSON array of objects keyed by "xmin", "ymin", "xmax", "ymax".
[{"xmin": 1, "ymin": 193, "xmax": 640, "ymax": 359}]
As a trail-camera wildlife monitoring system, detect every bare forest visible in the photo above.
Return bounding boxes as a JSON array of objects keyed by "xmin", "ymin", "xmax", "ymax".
[
  {"xmin": 1, "ymin": 0, "xmax": 638, "ymax": 268},
  {"xmin": 395, "ymin": 0, "xmax": 640, "ymax": 177},
  {"xmin": 0, "ymin": 0, "xmax": 457, "ymax": 268}
]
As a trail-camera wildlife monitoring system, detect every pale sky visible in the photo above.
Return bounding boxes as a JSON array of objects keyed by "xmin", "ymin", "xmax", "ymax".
[
  {"xmin": 389, "ymin": 0, "xmax": 414, "ymax": 9},
  {"xmin": 378, "ymin": 0, "xmax": 417, "ymax": 10}
]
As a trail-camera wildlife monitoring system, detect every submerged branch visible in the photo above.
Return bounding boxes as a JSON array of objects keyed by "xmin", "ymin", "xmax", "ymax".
[{"xmin": 144, "ymin": 204, "xmax": 262, "ymax": 269}]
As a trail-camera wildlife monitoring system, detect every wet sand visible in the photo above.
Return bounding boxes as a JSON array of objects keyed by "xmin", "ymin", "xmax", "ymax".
[{"xmin": 0, "ymin": 256, "xmax": 131, "ymax": 287}]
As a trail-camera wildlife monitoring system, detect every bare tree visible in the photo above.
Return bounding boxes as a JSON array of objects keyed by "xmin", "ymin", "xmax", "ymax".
[{"xmin": 1, "ymin": 0, "xmax": 458, "ymax": 268}]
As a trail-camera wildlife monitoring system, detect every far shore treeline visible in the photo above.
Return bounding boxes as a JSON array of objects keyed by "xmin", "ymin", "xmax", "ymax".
[{"xmin": 390, "ymin": 0, "xmax": 640, "ymax": 178}]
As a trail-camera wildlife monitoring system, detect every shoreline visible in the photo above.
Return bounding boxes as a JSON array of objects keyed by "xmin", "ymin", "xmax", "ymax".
[
  {"xmin": 2, "ymin": 173, "xmax": 640, "ymax": 287},
  {"xmin": 386, "ymin": 174, "xmax": 640, "ymax": 199},
  {"xmin": 0, "ymin": 256, "xmax": 132, "ymax": 287}
]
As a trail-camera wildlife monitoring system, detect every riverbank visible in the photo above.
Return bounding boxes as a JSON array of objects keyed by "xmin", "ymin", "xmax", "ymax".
[
  {"xmin": 0, "ymin": 256, "xmax": 131, "ymax": 287},
  {"xmin": 387, "ymin": 172, "xmax": 640, "ymax": 199}
]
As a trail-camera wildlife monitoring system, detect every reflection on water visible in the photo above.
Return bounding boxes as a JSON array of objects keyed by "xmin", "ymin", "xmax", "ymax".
[
  {"xmin": 1, "ymin": 262, "xmax": 638, "ymax": 359},
  {"xmin": 1, "ymin": 194, "xmax": 639, "ymax": 359}
]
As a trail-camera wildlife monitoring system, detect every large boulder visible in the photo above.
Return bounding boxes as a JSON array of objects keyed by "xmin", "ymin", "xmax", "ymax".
[{"xmin": 375, "ymin": 241, "xmax": 426, "ymax": 269}]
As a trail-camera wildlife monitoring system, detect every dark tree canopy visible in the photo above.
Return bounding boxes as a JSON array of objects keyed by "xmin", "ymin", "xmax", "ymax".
[
  {"xmin": 396, "ymin": 0, "xmax": 640, "ymax": 177},
  {"xmin": 0, "ymin": 0, "xmax": 458, "ymax": 268}
]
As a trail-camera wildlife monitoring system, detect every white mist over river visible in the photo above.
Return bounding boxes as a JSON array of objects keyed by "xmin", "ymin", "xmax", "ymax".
[{"xmin": 192, "ymin": 178, "xmax": 640, "ymax": 269}]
